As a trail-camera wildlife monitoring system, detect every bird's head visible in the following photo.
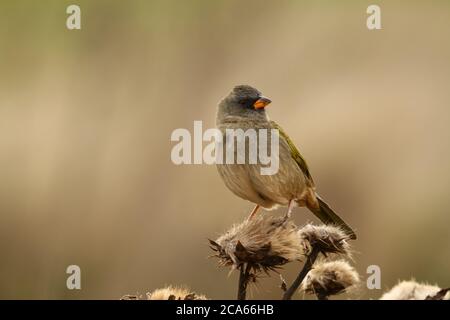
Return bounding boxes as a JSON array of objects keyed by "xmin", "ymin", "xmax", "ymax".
[
  {"xmin": 228, "ymin": 85, "xmax": 272, "ymax": 111},
  {"xmin": 217, "ymin": 85, "xmax": 272, "ymax": 122}
]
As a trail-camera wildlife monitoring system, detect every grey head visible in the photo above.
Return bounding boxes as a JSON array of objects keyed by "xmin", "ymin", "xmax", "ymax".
[{"xmin": 217, "ymin": 85, "xmax": 272, "ymax": 123}]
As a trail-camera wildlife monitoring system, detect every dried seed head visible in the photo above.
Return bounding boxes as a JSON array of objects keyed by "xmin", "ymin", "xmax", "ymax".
[
  {"xmin": 426, "ymin": 288, "xmax": 450, "ymax": 300},
  {"xmin": 209, "ymin": 215, "xmax": 303, "ymax": 273},
  {"xmin": 120, "ymin": 294, "xmax": 142, "ymax": 300},
  {"xmin": 147, "ymin": 286, "xmax": 207, "ymax": 300},
  {"xmin": 380, "ymin": 280, "xmax": 450, "ymax": 300},
  {"xmin": 301, "ymin": 260, "xmax": 360, "ymax": 299},
  {"xmin": 298, "ymin": 224, "xmax": 351, "ymax": 257}
]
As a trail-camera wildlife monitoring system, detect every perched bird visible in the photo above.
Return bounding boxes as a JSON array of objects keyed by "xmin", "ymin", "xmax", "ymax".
[{"xmin": 216, "ymin": 85, "xmax": 356, "ymax": 240}]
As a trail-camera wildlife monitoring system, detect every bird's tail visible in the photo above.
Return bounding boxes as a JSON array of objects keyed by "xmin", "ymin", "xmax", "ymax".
[{"xmin": 309, "ymin": 195, "xmax": 357, "ymax": 240}]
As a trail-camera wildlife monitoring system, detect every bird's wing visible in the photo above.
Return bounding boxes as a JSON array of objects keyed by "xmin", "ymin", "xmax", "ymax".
[{"xmin": 270, "ymin": 120, "xmax": 315, "ymax": 186}]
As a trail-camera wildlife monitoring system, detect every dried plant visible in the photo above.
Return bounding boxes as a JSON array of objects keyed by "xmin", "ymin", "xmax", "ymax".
[
  {"xmin": 147, "ymin": 286, "xmax": 207, "ymax": 300},
  {"xmin": 209, "ymin": 214, "xmax": 303, "ymax": 299},
  {"xmin": 282, "ymin": 224, "xmax": 354, "ymax": 300},
  {"xmin": 281, "ymin": 244, "xmax": 320, "ymax": 300},
  {"xmin": 380, "ymin": 280, "xmax": 450, "ymax": 300},
  {"xmin": 210, "ymin": 215, "xmax": 303, "ymax": 270},
  {"xmin": 298, "ymin": 224, "xmax": 351, "ymax": 258},
  {"xmin": 121, "ymin": 214, "xmax": 449, "ymax": 301},
  {"xmin": 120, "ymin": 294, "xmax": 143, "ymax": 300},
  {"xmin": 301, "ymin": 260, "xmax": 360, "ymax": 300},
  {"xmin": 426, "ymin": 288, "xmax": 450, "ymax": 300}
]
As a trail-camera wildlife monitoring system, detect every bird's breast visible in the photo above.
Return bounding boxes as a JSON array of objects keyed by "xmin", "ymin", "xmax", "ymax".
[{"xmin": 215, "ymin": 124, "xmax": 308, "ymax": 207}]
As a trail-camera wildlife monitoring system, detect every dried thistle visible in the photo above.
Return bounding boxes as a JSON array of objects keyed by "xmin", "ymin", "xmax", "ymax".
[
  {"xmin": 426, "ymin": 288, "xmax": 450, "ymax": 300},
  {"xmin": 298, "ymin": 224, "xmax": 351, "ymax": 257},
  {"xmin": 301, "ymin": 260, "xmax": 360, "ymax": 299},
  {"xmin": 147, "ymin": 286, "xmax": 207, "ymax": 300},
  {"xmin": 209, "ymin": 215, "xmax": 303, "ymax": 273},
  {"xmin": 380, "ymin": 280, "xmax": 450, "ymax": 300},
  {"xmin": 279, "ymin": 274, "xmax": 288, "ymax": 292},
  {"xmin": 120, "ymin": 294, "xmax": 142, "ymax": 300}
]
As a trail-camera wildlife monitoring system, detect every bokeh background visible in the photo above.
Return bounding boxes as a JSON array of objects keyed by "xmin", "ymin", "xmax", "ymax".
[{"xmin": 1, "ymin": 0, "xmax": 449, "ymax": 299}]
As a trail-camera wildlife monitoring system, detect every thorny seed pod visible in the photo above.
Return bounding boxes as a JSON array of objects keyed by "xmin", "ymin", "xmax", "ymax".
[
  {"xmin": 301, "ymin": 260, "xmax": 360, "ymax": 299},
  {"xmin": 298, "ymin": 224, "xmax": 351, "ymax": 258},
  {"xmin": 147, "ymin": 286, "xmax": 207, "ymax": 300},
  {"xmin": 380, "ymin": 280, "xmax": 450, "ymax": 300},
  {"xmin": 209, "ymin": 215, "xmax": 303, "ymax": 273}
]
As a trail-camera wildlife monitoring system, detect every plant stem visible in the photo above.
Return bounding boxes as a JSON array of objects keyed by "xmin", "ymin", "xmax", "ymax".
[
  {"xmin": 282, "ymin": 246, "xmax": 320, "ymax": 300},
  {"xmin": 237, "ymin": 263, "xmax": 251, "ymax": 300}
]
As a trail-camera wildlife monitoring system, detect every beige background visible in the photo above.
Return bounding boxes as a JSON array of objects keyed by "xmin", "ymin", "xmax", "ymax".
[{"xmin": 0, "ymin": 0, "xmax": 449, "ymax": 299}]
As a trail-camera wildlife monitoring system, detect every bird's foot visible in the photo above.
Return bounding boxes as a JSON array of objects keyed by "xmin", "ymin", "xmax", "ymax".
[{"xmin": 284, "ymin": 199, "xmax": 296, "ymax": 220}]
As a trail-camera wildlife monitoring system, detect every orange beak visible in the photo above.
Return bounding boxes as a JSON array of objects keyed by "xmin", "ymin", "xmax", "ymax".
[{"xmin": 253, "ymin": 96, "xmax": 272, "ymax": 109}]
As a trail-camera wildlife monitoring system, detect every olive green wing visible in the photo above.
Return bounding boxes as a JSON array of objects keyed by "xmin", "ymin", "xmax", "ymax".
[{"xmin": 270, "ymin": 120, "xmax": 314, "ymax": 185}]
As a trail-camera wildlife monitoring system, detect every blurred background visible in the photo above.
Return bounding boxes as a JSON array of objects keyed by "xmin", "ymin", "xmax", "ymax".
[{"xmin": 1, "ymin": 0, "xmax": 449, "ymax": 299}]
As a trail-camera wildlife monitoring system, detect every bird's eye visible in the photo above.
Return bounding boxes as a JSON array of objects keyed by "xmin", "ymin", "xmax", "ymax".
[{"xmin": 239, "ymin": 98, "xmax": 254, "ymax": 108}]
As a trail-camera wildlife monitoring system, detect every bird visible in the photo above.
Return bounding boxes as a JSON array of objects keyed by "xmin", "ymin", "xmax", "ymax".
[{"xmin": 215, "ymin": 85, "xmax": 357, "ymax": 240}]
